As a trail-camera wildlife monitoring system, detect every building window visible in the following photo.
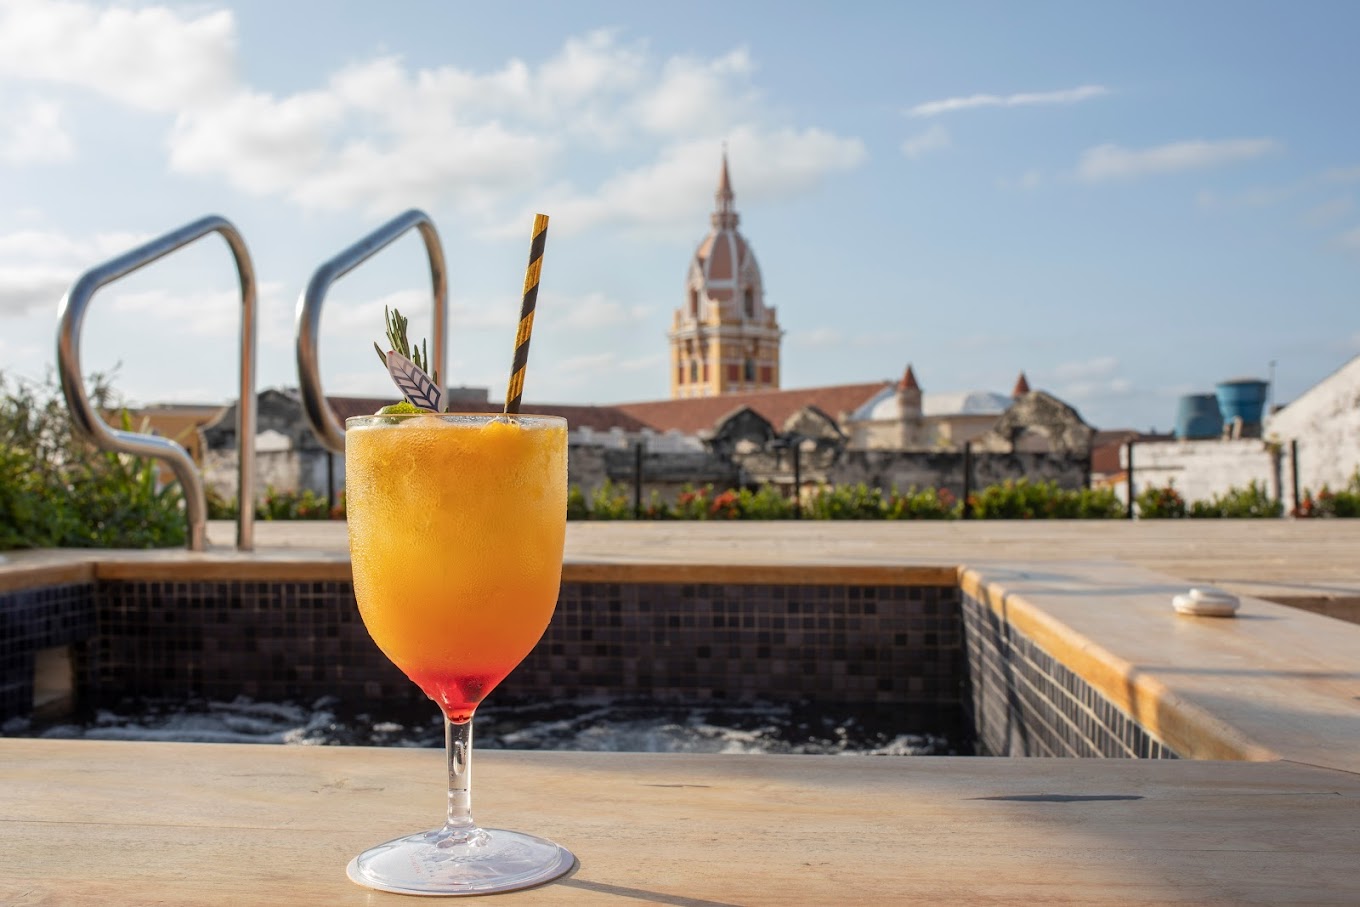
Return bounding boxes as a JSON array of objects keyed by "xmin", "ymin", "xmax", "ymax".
[
  {"xmin": 743, "ymin": 288, "xmax": 755, "ymax": 318},
  {"xmin": 744, "ymin": 358, "xmax": 756, "ymax": 382},
  {"xmin": 689, "ymin": 288, "xmax": 699, "ymax": 319},
  {"xmin": 689, "ymin": 360, "xmax": 699, "ymax": 383}
]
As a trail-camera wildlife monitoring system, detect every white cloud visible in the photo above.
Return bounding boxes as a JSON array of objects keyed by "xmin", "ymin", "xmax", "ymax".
[
  {"xmin": 107, "ymin": 280, "xmax": 291, "ymax": 345},
  {"xmin": 551, "ymin": 292, "xmax": 653, "ymax": 330},
  {"xmin": 635, "ymin": 48, "xmax": 758, "ymax": 136},
  {"xmin": 552, "ymin": 351, "xmax": 663, "ymax": 382},
  {"xmin": 0, "ymin": 228, "xmax": 152, "ymax": 316},
  {"xmin": 1195, "ymin": 185, "xmax": 1294, "ymax": 211},
  {"xmin": 529, "ymin": 128, "xmax": 865, "ymax": 237},
  {"xmin": 1299, "ymin": 196, "xmax": 1353, "ymax": 228},
  {"xmin": 0, "ymin": 11, "xmax": 862, "ymax": 227},
  {"xmin": 168, "ymin": 88, "xmax": 345, "ymax": 197},
  {"xmin": 1053, "ymin": 356, "xmax": 1119, "ymax": 381},
  {"xmin": 1046, "ymin": 357, "xmax": 1136, "ymax": 403},
  {"xmin": 1077, "ymin": 138, "xmax": 1279, "ymax": 182},
  {"xmin": 907, "ymin": 84, "xmax": 1107, "ymax": 118},
  {"xmin": 1, "ymin": 97, "xmax": 74, "ymax": 163},
  {"xmin": 1321, "ymin": 165, "xmax": 1360, "ymax": 184},
  {"xmin": 160, "ymin": 29, "xmax": 822, "ymax": 218},
  {"xmin": 323, "ymin": 289, "xmax": 431, "ymax": 335},
  {"xmin": 792, "ymin": 327, "xmax": 845, "ymax": 348},
  {"xmin": 0, "ymin": 0, "xmax": 236, "ymax": 111},
  {"xmin": 999, "ymin": 169, "xmax": 1043, "ymax": 190},
  {"xmin": 900, "ymin": 124, "xmax": 950, "ymax": 159}
]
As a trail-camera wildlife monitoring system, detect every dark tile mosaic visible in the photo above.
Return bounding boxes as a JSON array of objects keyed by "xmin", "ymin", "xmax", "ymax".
[
  {"xmin": 0, "ymin": 582, "xmax": 96, "ymax": 721},
  {"xmin": 2, "ymin": 576, "xmax": 1181, "ymax": 762},
  {"xmin": 960, "ymin": 592, "xmax": 1178, "ymax": 759},
  {"xmin": 504, "ymin": 582, "xmax": 966, "ymax": 714},
  {"xmin": 85, "ymin": 580, "xmax": 967, "ymax": 723},
  {"xmin": 89, "ymin": 580, "xmax": 411, "ymax": 708}
]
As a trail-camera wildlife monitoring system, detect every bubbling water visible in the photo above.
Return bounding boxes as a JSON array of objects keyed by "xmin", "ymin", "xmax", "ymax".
[{"xmin": 10, "ymin": 695, "xmax": 958, "ymax": 756}]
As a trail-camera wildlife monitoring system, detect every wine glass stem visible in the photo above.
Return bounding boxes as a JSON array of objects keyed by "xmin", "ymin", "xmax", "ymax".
[{"xmin": 445, "ymin": 716, "xmax": 475, "ymax": 832}]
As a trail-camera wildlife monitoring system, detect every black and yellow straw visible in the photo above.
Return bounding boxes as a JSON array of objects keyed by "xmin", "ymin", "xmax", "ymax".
[{"xmin": 504, "ymin": 213, "xmax": 548, "ymax": 414}]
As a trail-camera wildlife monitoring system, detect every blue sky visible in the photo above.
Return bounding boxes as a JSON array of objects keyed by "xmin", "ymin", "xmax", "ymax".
[{"xmin": 1, "ymin": 0, "xmax": 1357, "ymax": 432}]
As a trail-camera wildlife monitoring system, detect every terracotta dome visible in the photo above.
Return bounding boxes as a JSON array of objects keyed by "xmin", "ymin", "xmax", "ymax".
[
  {"xmin": 687, "ymin": 153, "xmax": 762, "ymax": 311},
  {"xmin": 853, "ymin": 387, "xmax": 1012, "ymax": 422}
]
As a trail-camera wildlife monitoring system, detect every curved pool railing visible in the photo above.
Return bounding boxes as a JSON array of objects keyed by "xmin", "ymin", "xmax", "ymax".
[
  {"xmin": 56, "ymin": 215, "xmax": 258, "ymax": 552},
  {"xmin": 295, "ymin": 209, "xmax": 447, "ymax": 455}
]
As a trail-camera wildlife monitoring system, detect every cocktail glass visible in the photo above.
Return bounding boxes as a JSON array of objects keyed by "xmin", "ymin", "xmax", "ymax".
[{"xmin": 343, "ymin": 412, "xmax": 574, "ymax": 895}]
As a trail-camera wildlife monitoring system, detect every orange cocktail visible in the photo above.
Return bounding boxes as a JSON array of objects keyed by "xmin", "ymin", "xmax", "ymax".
[{"xmin": 346, "ymin": 413, "xmax": 567, "ymax": 722}]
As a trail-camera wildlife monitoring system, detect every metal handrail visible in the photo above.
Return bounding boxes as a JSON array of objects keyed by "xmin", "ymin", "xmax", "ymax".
[
  {"xmin": 56, "ymin": 215, "xmax": 257, "ymax": 552},
  {"xmin": 295, "ymin": 209, "xmax": 447, "ymax": 454}
]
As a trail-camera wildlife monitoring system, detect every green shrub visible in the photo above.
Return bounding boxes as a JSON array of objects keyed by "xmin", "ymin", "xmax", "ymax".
[
  {"xmin": 1136, "ymin": 483, "xmax": 1187, "ymax": 519},
  {"xmin": 639, "ymin": 489, "xmax": 675, "ymax": 520},
  {"xmin": 966, "ymin": 479, "xmax": 1122, "ymax": 520},
  {"xmin": 207, "ymin": 487, "xmax": 238, "ymax": 519},
  {"xmin": 733, "ymin": 484, "xmax": 796, "ymax": 519},
  {"xmin": 566, "ymin": 484, "xmax": 589, "ymax": 520},
  {"xmin": 1072, "ymin": 487, "xmax": 1124, "ymax": 519},
  {"xmin": 0, "ymin": 371, "xmax": 186, "ymax": 549},
  {"xmin": 884, "ymin": 486, "xmax": 958, "ymax": 520},
  {"xmin": 969, "ymin": 479, "xmax": 1056, "ymax": 519},
  {"xmin": 673, "ymin": 484, "xmax": 714, "ymax": 520},
  {"xmin": 1296, "ymin": 470, "xmax": 1360, "ymax": 518},
  {"xmin": 256, "ymin": 486, "xmax": 334, "ymax": 520},
  {"xmin": 1188, "ymin": 480, "xmax": 1282, "ymax": 518},
  {"xmin": 805, "ymin": 483, "xmax": 886, "ymax": 519},
  {"xmin": 588, "ymin": 479, "xmax": 634, "ymax": 520}
]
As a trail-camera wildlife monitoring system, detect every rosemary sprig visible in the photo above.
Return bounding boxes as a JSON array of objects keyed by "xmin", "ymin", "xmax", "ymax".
[{"xmin": 373, "ymin": 306, "xmax": 439, "ymax": 385}]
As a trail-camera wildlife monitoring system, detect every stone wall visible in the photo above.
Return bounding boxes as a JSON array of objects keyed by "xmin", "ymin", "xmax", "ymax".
[
  {"xmin": 203, "ymin": 448, "xmax": 341, "ymax": 500},
  {"xmin": 830, "ymin": 449, "xmax": 1089, "ymax": 497},
  {"xmin": 1124, "ymin": 438, "xmax": 1280, "ymax": 507},
  {"xmin": 568, "ymin": 443, "xmax": 1091, "ymax": 502},
  {"xmin": 1267, "ymin": 354, "xmax": 1360, "ymax": 497}
]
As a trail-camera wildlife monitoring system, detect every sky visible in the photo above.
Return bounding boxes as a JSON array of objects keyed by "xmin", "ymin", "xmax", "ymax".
[{"xmin": 1, "ymin": 0, "xmax": 1358, "ymax": 433}]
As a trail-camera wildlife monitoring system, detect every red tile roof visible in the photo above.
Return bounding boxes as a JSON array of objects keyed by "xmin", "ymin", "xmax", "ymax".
[{"xmin": 614, "ymin": 382, "xmax": 888, "ymax": 435}]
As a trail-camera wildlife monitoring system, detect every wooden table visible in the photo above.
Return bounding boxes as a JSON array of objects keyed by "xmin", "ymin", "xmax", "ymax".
[{"xmin": 2, "ymin": 739, "xmax": 1357, "ymax": 905}]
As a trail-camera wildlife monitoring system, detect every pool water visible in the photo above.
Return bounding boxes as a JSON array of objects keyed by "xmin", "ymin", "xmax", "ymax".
[{"xmin": 8, "ymin": 695, "xmax": 960, "ymax": 756}]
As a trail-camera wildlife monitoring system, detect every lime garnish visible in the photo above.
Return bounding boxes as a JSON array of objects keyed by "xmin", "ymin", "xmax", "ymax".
[{"xmin": 375, "ymin": 401, "xmax": 421, "ymax": 415}]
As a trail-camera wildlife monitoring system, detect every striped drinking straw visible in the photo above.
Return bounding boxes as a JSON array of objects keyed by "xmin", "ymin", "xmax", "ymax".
[{"xmin": 504, "ymin": 213, "xmax": 548, "ymax": 415}]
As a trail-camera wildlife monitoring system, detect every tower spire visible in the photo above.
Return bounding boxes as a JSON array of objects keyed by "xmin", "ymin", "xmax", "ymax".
[{"xmin": 712, "ymin": 147, "xmax": 739, "ymax": 229}]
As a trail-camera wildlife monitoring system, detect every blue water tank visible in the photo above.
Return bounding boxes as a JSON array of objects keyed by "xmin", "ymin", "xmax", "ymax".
[
  {"xmin": 1215, "ymin": 378, "xmax": 1268, "ymax": 430},
  {"xmin": 1175, "ymin": 394, "xmax": 1223, "ymax": 439}
]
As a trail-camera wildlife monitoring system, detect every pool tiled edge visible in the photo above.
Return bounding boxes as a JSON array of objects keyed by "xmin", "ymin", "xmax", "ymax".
[
  {"xmin": 960, "ymin": 591, "xmax": 1178, "ymax": 758},
  {"xmin": 3, "ymin": 550, "xmax": 1359, "ymax": 773}
]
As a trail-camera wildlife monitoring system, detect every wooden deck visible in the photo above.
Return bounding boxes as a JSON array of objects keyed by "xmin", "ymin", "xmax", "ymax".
[{"xmin": 2, "ymin": 740, "xmax": 1357, "ymax": 906}]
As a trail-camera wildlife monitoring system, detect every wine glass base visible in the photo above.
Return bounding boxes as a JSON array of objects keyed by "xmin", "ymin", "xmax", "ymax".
[{"xmin": 347, "ymin": 826, "xmax": 575, "ymax": 896}]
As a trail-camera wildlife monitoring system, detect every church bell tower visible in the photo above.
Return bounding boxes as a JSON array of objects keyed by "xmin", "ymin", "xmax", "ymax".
[{"xmin": 668, "ymin": 154, "xmax": 782, "ymax": 398}]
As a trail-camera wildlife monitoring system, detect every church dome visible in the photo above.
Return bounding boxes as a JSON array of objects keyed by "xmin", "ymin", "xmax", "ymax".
[
  {"xmin": 687, "ymin": 154, "xmax": 763, "ymax": 313},
  {"xmin": 853, "ymin": 386, "xmax": 1012, "ymax": 421}
]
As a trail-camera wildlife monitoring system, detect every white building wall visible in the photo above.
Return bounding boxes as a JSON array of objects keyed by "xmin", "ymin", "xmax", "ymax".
[
  {"xmin": 1126, "ymin": 439, "xmax": 1280, "ymax": 507},
  {"xmin": 1266, "ymin": 354, "xmax": 1360, "ymax": 496}
]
